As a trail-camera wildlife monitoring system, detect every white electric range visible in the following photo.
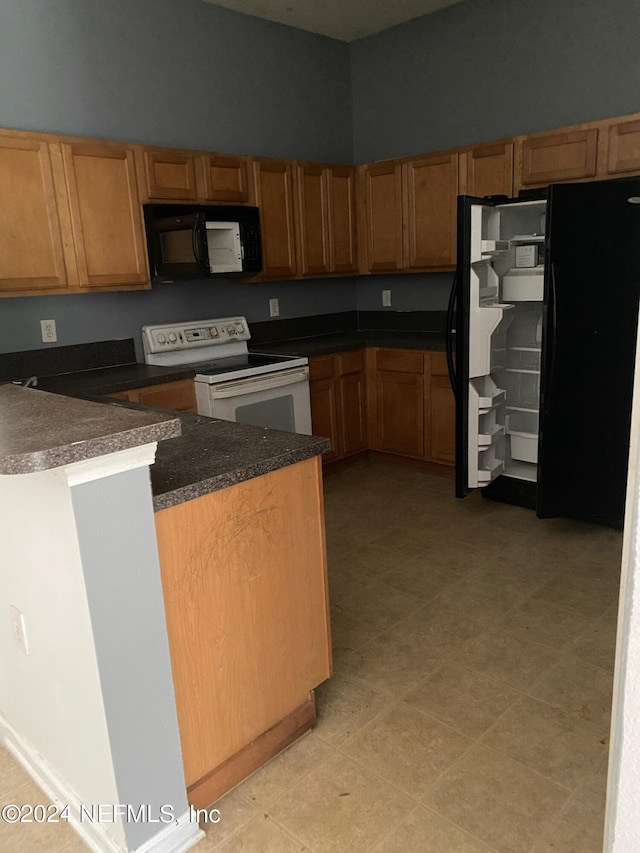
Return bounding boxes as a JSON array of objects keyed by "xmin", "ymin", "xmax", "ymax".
[{"xmin": 142, "ymin": 317, "xmax": 312, "ymax": 434}]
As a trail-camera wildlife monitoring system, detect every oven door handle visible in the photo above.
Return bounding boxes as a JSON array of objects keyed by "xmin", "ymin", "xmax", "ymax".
[{"xmin": 206, "ymin": 367, "xmax": 309, "ymax": 398}]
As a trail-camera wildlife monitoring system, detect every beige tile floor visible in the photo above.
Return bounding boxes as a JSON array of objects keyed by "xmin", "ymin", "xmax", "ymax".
[{"xmin": 0, "ymin": 462, "xmax": 621, "ymax": 852}]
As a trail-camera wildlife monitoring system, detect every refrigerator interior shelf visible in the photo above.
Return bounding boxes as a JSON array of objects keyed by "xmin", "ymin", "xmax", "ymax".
[
  {"xmin": 506, "ymin": 403, "xmax": 539, "ymax": 413},
  {"xmin": 477, "ymin": 458, "xmax": 505, "ymax": 483},
  {"xmin": 478, "ymin": 425, "xmax": 506, "ymax": 447},
  {"xmin": 504, "ymin": 461, "xmax": 537, "ymax": 482},
  {"xmin": 510, "ymin": 234, "xmax": 544, "ymax": 243},
  {"xmin": 504, "ymin": 367, "xmax": 541, "ymax": 374},
  {"xmin": 478, "ymin": 389, "xmax": 506, "ymax": 412},
  {"xmin": 509, "ymin": 346, "xmax": 541, "ymax": 352}
]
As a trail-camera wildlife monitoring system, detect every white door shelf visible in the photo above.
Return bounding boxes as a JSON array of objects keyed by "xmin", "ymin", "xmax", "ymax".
[
  {"xmin": 477, "ymin": 457, "xmax": 505, "ymax": 483},
  {"xmin": 478, "ymin": 388, "xmax": 506, "ymax": 412},
  {"xmin": 478, "ymin": 424, "xmax": 505, "ymax": 447}
]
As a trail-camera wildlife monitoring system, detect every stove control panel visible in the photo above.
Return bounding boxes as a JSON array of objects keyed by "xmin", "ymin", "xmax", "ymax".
[{"xmin": 142, "ymin": 317, "xmax": 250, "ymax": 356}]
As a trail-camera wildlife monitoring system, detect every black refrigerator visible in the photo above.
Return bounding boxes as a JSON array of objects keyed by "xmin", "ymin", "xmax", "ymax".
[{"xmin": 447, "ymin": 178, "xmax": 640, "ymax": 529}]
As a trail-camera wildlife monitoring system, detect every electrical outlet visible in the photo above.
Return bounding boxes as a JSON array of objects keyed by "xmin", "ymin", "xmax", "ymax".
[
  {"xmin": 10, "ymin": 606, "xmax": 28, "ymax": 655},
  {"xmin": 269, "ymin": 298, "xmax": 280, "ymax": 318},
  {"xmin": 40, "ymin": 319, "xmax": 57, "ymax": 343},
  {"xmin": 382, "ymin": 290, "xmax": 392, "ymax": 307}
]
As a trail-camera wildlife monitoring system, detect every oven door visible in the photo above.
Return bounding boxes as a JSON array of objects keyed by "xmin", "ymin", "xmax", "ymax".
[{"xmin": 195, "ymin": 367, "xmax": 312, "ymax": 434}]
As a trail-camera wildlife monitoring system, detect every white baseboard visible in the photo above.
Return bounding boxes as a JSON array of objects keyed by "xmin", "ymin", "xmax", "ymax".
[{"xmin": 0, "ymin": 716, "xmax": 204, "ymax": 853}]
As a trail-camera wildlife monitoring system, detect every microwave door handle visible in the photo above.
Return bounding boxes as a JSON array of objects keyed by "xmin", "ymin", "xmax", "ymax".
[{"xmin": 192, "ymin": 214, "xmax": 210, "ymax": 276}]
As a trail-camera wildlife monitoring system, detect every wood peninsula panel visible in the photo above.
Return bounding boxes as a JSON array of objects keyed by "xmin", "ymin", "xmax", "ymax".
[
  {"xmin": 155, "ymin": 458, "xmax": 331, "ymax": 789},
  {"xmin": 61, "ymin": 141, "xmax": 149, "ymax": 288},
  {"xmin": 0, "ymin": 134, "xmax": 71, "ymax": 292},
  {"xmin": 517, "ymin": 127, "xmax": 598, "ymax": 186}
]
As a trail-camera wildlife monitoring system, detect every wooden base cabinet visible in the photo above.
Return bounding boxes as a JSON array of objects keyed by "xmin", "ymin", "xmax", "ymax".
[
  {"xmin": 107, "ymin": 379, "xmax": 197, "ymax": 412},
  {"xmin": 367, "ymin": 347, "xmax": 455, "ymax": 470},
  {"xmin": 154, "ymin": 458, "xmax": 331, "ymax": 805},
  {"xmin": 309, "ymin": 350, "xmax": 367, "ymax": 463}
]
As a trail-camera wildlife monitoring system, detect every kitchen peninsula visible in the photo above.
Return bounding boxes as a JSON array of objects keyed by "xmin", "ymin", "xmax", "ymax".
[{"xmin": 0, "ymin": 383, "xmax": 331, "ymax": 853}]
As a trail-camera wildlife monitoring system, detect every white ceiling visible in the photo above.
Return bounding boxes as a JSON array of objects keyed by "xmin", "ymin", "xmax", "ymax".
[{"xmin": 202, "ymin": 0, "xmax": 466, "ymax": 42}]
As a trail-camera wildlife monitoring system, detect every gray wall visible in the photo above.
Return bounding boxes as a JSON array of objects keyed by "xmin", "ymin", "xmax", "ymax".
[
  {"xmin": 351, "ymin": 0, "xmax": 640, "ymax": 163},
  {"xmin": 0, "ymin": 0, "xmax": 351, "ymax": 160},
  {"xmin": 0, "ymin": 279, "xmax": 358, "ymax": 357}
]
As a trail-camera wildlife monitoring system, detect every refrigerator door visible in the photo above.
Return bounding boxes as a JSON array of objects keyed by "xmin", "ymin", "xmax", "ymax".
[
  {"xmin": 537, "ymin": 178, "xmax": 640, "ymax": 528},
  {"xmin": 454, "ymin": 196, "xmax": 505, "ymax": 497}
]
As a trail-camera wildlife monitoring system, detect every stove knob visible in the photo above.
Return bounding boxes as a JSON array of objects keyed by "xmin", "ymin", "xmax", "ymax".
[
  {"xmin": 168, "ymin": 332, "xmax": 178, "ymax": 343},
  {"xmin": 209, "ymin": 326, "xmax": 219, "ymax": 338},
  {"xmin": 235, "ymin": 323, "xmax": 244, "ymax": 334},
  {"xmin": 227, "ymin": 325, "xmax": 236, "ymax": 335},
  {"xmin": 156, "ymin": 333, "xmax": 166, "ymax": 344}
]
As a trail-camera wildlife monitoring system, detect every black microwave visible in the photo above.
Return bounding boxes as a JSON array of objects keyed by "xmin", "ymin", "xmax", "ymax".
[{"xmin": 143, "ymin": 204, "xmax": 262, "ymax": 280}]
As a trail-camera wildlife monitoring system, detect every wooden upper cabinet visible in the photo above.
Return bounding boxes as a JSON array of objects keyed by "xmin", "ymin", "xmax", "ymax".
[
  {"xmin": 296, "ymin": 163, "xmax": 330, "ymax": 276},
  {"xmin": 140, "ymin": 147, "xmax": 198, "ymax": 200},
  {"xmin": 606, "ymin": 118, "xmax": 640, "ymax": 175},
  {"xmin": 327, "ymin": 165, "xmax": 357, "ymax": 274},
  {"xmin": 251, "ymin": 158, "xmax": 297, "ymax": 278},
  {"xmin": 0, "ymin": 134, "xmax": 70, "ymax": 292},
  {"xmin": 361, "ymin": 161, "xmax": 404, "ymax": 272},
  {"xmin": 200, "ymin": 153, "xmax": 249, "ymax": 202},
  {"xmin": 465, "ymin": 141, "xmax": 514, "ymax": 199},
  {"xmin": 61, "ymin": 141, "xmax": 149, "ymax": 288},
  {"xmin": 404, "ymin": 152, "xmax": 458, "ymax": 269},
  {"xmin": 518, "ymin": 128, "xmax": 598, "ymax": 186}
]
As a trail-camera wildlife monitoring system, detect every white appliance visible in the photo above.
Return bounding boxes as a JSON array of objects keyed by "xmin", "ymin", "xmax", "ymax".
[{"xmin": 142, "ymin": 317, "xmax": 312, "ymax": 434}]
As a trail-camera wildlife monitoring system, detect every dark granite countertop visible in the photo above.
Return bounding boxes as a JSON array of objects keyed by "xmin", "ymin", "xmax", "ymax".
[
  {"xmin": 146, "ymin": 408, "xmax": 330, "ymax": 511},
  {"xmin": 0, "ymin": 384, "xmax": 180, "ymax": 475},
  {"xmin": 250, "ymin": 330, "xmax": 448, "ymax": 357},
  {"xmin": 36, "ymin": 362, "xmax": 200, "ymax": 396}
]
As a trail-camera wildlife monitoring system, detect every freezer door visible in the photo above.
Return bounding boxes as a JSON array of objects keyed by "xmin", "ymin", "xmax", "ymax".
[
  {"xmin": 537, "ymin": 178, "xmax": 640, "ymax": 528},
  {"xmin": 454, "ymin": 195, "xmax": 507, "ymax": 497}
]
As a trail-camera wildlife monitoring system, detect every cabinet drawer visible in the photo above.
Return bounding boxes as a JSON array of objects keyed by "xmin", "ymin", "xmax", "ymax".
[
  {"xmin": 338, "ymin": 349, "xmax": 364, "ymax": 375},
  {"xmin": 309, "ymin": 354, "xmax": 335, "ymax": 382},
  {"xmin": 376, "ymin": 349, "xmax": 423, "ymax": 374}
]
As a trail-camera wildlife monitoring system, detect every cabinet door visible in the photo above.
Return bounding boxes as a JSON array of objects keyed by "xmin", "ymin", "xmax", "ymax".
[
  {"xmin": 426, "ymin": 353, "xmax": 455, "ymax": 465},
  {"xmin": 0, "ymin": 135, "xmax": 70, "ymax": 292},
  {"xmin": 361, "ymin": 161, "xmax": 404, "ymax": 272},
  {"xmin": 606, "ymin": 119, "xmax": 640, "ymax": 175},
  {"xmin": 251, "ymin": 158, "xmax": 297, "ymax": 278},
  {"xmin": 466, "ymin": 141, "xmax": 514, "ymax": 198},
  {"xmin": 136, "ymin": 380, "xmax": 197, "ymax": 412},
  {"xmin": 296, "ymin": 163, "xmax": 330, "ymax": 276},
  {"xmin": 339, "ymin": 371, "xmax": 367, "ymax": 456},
  {"xmin": 328, "ymin": 165, "xmax": 357, "ymax": 274},
  {"xmin": 61, "ymin": 142, "xmax": 149, "ymax": 288},
  {"xmin": 374, "ymin": 350, "xmax": 425, "ymax": 458},
  {"xmin": 142, "ymin": 148, "xmax": 198, "ymax": 200},
  {"xmin": 310, "ymin": 377, "xmax": 341, "ymax": 462},
  {"xmin": 200, "ymin": 153, "xmax": 249, "ymax": 202},
  {"xmin": 518, "ymin": 128, "xmax": 598, "ymax": 186},
  {"xmin": 404, "ymin": 153, "xmax": 458, "ymax": 269}
]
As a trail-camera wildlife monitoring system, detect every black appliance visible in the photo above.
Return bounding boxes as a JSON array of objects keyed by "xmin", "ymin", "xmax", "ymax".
[
  {"xmin": 448, "ymin": 178, "xmax": 640, "ymax": 529},
  {"xmin": 143, "ymin": 204, "xmax": 262, "ymax": 280}
]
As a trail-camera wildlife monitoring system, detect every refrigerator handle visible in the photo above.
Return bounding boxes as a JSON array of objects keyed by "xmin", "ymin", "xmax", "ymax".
[
  {"xmin": 547, "ymin": 263, "xmax": 558, "ymax": 397},
  {"xmin": 445, "ymin": 272, "xmax": 458, "ymax": 397}
]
